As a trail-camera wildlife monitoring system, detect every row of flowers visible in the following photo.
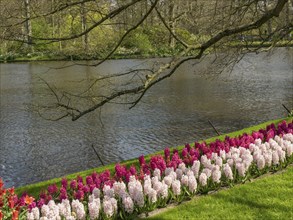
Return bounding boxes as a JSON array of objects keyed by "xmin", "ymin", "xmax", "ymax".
[{"xmin": 1, "ymin": 120, "xmax": 292, "ymax": 219}]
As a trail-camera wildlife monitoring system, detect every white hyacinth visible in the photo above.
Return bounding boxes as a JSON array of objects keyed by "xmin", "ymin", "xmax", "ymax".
[
  {"xmin": 236, "ymin": 163, "xmax": 246, "ymax": 177},
  {"xmin": 163, "ymin": 175, "xmax": 173, "ymax": 187},
  {"xmin": 178, "ymin": 162, "xmax": 187, "ymax": 173},
  {"xmin": 88, "ymin": 198, "xmax": 100, "ymax": 220},
  {"xmin": 103, "ymin": 197, "xmax": 116, "ymax": 218},
  {"xmin": 181, "ymin": 174, "xmax": 189, "ymax": 186},
  {"xmin": 219, "ymin": 150, "xmax": 226, "ymax": 160},
  {"xmin": 199, "ymin": 173, "xmax": 207, "ymax": 186},
  {"xmin": 202, "ymin": 168, "xmax": 212, "ymax": 179},
  {"xmin": 215, "ymin": 157, "xmax": 223, "ymax": 167},
  {"xmin": 191, "ymin": 160, "xmax": 201, "ymax": 178},
  {"xmin": 92, "ymin": 188, "xmax": 100, "ymax": 199},
  {"xmin": 159, "ymin": 182, "xmax": 169, "ymax": 199},
  {"xmin": 212, "ymin": 167, "xmax": 221, "ymax": 183},
  {"xmin": 201, "ymin": 155, "xmax": 211, "ymax": 168},
  {"xmin": 72, "ymin": 199, "xmax": 86, "ymax": 220},
  {"xmin": 176, "ymin": 168, "xmax": 183, "ymax": 180},
  {"xmin": 58, "ymin": 199, "xmax": 71, "ymax": 218},
  {"xmin": 103, "ymin": 184, "xmax": 114, "ymax": 198},
  {"xmin": 153, "ymin": 168, "xmax": 161, "ymax": 180},
  {"xmin": 272, "ymin": 151, "xmax": 280, "ymax": 165},
  {"xmin": 27, "ymin": 208, "xmax": 40, "ymax": 220},
  {"xmin": 122, "ymin": 196, "xmax": 134, "ymax": 214},
  {"xmin": 223, "ymin": 163, "xmax": 233, "ymax": 180},
  {"xmin": 113, "ymin": 181, "xmax": 127, "ymax": 198},
  {"xmin": 188, "ymin": 175, "xmax": 197, "ymax": 193},
  {"xmin": 172, "ymin": 180, "xmax": 181, "ymax": 196},
  {"xmin": 153, "ymin": 181, "xmax": 163, "ymax": 194},
  {"xmin": 257, "ymin": 155, "xmax": 265, "ymax": 170},
  {"xmin": 164, "ymin": 167, "xmax": 174, "ymax": 176},
  {"xmin": 148, "ymin": 188, "xmax": 157, "ymax": 203}
]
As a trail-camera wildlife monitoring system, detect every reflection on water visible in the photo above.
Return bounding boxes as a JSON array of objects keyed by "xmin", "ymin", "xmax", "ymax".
[{"xmin": 0, "ymin": 48, "xmax": 292, "ymax": 187}]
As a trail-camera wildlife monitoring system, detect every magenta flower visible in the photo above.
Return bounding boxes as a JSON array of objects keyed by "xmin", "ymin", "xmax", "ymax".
[
  {"xmin": 37, "ymin": 198, "xmax": 45, "ymax": 208},
  {"xmin": 164, "ymin": 148, "xmax": 170, "ymax": 159},
  {"xmin": 82, "ymin": 185, "xmax": 90, "ymax": 194},
  {"xmin": 77, "ymin": 175, "xmax": 83, "ymax": 183},
  {"xmin": 70, "ymin": 180, "xmax": 77, "ymax": 190},
  {"xmin": 59, "ymin": 192, "xmax": 68, "ymax": 201},
  {"xmin": 39, "ymin": 192, "xmax": 47, "ymax": 200},
  {"xmin": 139, "ymin": 155, "xmax": 145, "ymax": 166},
  {"xmin": 86, "ymin": 176, "xmax": 94, "ymax": 185},
  {"xmin": 92, "ymin": 172, "xmax": 98, "ymax": 181},
  {"xmin": 129, "ymin": 165, "xmax": 137, "ymax": 176},
  {"xmin": 115, "ymin": 164, "xmax": 127, "ymax": 180},
  {"xmin": 74, "ymin": 190, "xmax": 84, "ymax": 200},
  {"xmin": 89, "ymin": 184, "xmax": 96, "ymax": 193},
  {"xmin": 77, "ymin": 182, "xmax": 84, "ymax": 190},
  {"xmin": 28, "ymin": 202, "xmax": 36, "ymax": 211},
  {"xmin": 61, "ymin": 178, "xmax": 68, "ymax": 189},
  {"xmin": 182, "ymin": 148, "xmax": 188, "ymax": 158},
  {"xmin": 47, "ymin": 184, "xmax": 58, "ymax": 194}
]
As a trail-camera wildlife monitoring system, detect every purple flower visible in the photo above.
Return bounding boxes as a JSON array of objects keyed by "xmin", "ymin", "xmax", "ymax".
[
  {"xmin": 115, "ymin": 164, "xmax": 127, "ymax": 180},
  {"xmin": 185, "ymin": 143, "xmax": 191, "ymax": 152},
  {"xmin": 47, "ymin": 184, "xmax": 58, "ymax": 194},
  {"xmin": 82, "ymin": 185, "xmax": 90, "ymax": 194},
  {"xmin": 139, "ymin": 155, "xmax": 145, "ymax": 166},
  {"xmin": 37, "ymin": 198, "xmax": 45, "ymax": 208},
  {"xmin": 92, "ymin": 172, "xmax": 98, "ymax": 181},
  {"xmin": 74, "ymin": 190, "xmax": 84, "ymax": 200},
  {"xmin": 129, "ymin": 165, "xmax": 137, "ymax": 176},
  {"xmin": 39, "ymin": 192, "xmax": 47, "ymax": 200},
  {"xmin": 86, "ymin": 176, "xmax": 94, "ymax": 185},
  {"xmin": 78, "ymin": 182, "xmax": 84, "ymax": 190},
  {"xmin": 164, "ymin": 148, "xmax": 170, "ymax": 159},
  {"xmin": 89, "ymin": 184, "xmax": 96, "ymax": 193},
  {"xmin": 70, "ymin": 180, "xmax": 77, "ymax": 190},
  {"xmin": 59, "ymin": 192, "xmax": 68, "ymax": 201},
  {"xmin": 182, "ymin": 148, "xmax": 188, "ymax": 158},
  {"xmin": 28, "ymin": 202, "xmax": 36, "ymax": 211},
  {"xmin": 61, "ymin": 178, "xmax": 68, "ymax": 189},
  {"xmin": 60, "ymin": 187, "xmax": 67, "ymax": 194},
  {"xmin": 77, "ymin": 175, "xmax": 83, "ymax": 183}
]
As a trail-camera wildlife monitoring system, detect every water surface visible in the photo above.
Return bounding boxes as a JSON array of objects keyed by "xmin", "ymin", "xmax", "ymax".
[{"xmin": 0, "ymin": 48, "xmax": 292, "ymax": 187}]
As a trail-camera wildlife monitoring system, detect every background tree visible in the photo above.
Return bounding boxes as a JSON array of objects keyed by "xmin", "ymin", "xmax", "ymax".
[{"xmin": 0, "ymin": 0, "xmax": 292, "ymax": 120}]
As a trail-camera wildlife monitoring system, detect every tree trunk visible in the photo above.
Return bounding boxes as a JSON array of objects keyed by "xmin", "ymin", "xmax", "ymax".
[
  {"xmin": 81, "ymin": 2, "xmax": 89, "ymax": 54},
  {"xmin": 168, "ymin": 0, "xmax": 176, "ymax": 48},
  {"xmin": 24, "ymin": 0, "xmax": 33, "ymax": 51}
]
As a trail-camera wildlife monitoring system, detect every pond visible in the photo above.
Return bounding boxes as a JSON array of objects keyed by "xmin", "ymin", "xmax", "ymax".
[{"xmin": 0, "ymin": 48, "xmax": 292, "ymax": 188}]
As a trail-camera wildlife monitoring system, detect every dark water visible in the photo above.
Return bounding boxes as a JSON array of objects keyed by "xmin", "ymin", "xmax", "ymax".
[{"xmin": 0, "ymin": 48, "xmax": 292, "ymax": 188}]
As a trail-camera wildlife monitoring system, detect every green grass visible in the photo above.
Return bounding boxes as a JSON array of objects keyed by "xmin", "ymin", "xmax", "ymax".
[
  {"xmin": 147, "ymin": 165, "xmax": 293, "ymax": 220},
  {"xmin": 16, "ymin": 117, "xmax": 292, "ymax": 198}
]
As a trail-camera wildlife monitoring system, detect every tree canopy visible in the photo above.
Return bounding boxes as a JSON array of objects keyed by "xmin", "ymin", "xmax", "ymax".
[{"xmin": 1, "ymin": 0, "xmax": 292, "ymax": 120}]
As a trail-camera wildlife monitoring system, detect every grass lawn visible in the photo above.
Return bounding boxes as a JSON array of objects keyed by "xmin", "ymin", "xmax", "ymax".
[{"xmin": 147, "ymin": 165, "xmax": 293, "ymax": 220}]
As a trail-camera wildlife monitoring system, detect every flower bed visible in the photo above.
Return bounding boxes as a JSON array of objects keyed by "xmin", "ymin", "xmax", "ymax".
[{"xmin": 1, "ymin": 120, "xmax": 292, "ymax": 220}]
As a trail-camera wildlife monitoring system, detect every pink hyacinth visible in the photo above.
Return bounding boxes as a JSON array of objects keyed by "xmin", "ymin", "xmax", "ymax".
[
  {"xmin": 191, "ymin": 160, "xmax": 200, "ymax": 178},
  {"xmin": 272, "ymin": 151, "xmax": 280, "ymax": 165},
  {"xmin": 212, "ymin": 167, "xmax": 221, "ymax": 183},
  {"xmin": 181, "ymin": 175, "xmax": 189, "ymax": 186},
  {"xmin": 223, "ymin": 163, "xmax": 233, "ymax": 180},
  {"xmin": 88, "ymin": 198, "xmax": 100, "ymax": 220},
  {"xmin": 199, "ymin": 173, "xmax": 207, "ymax": 187},
  {"xmin": 188, "ymin": 175, "xmax": 197, "ymax": 193},
  {"xmin": 257, "ymin": 155, "xmax": 265, "ymax": 170},
  {"xmin": 123, "ymin": 196, "xmax": 134, "ymax": 214},
  {"xmin": 163, "ymin": 176, "xmax": 173, "ymax": 188},
  {"xmin": 172, "ymin": 180, "xmax": 181, "ymax": 196}
]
